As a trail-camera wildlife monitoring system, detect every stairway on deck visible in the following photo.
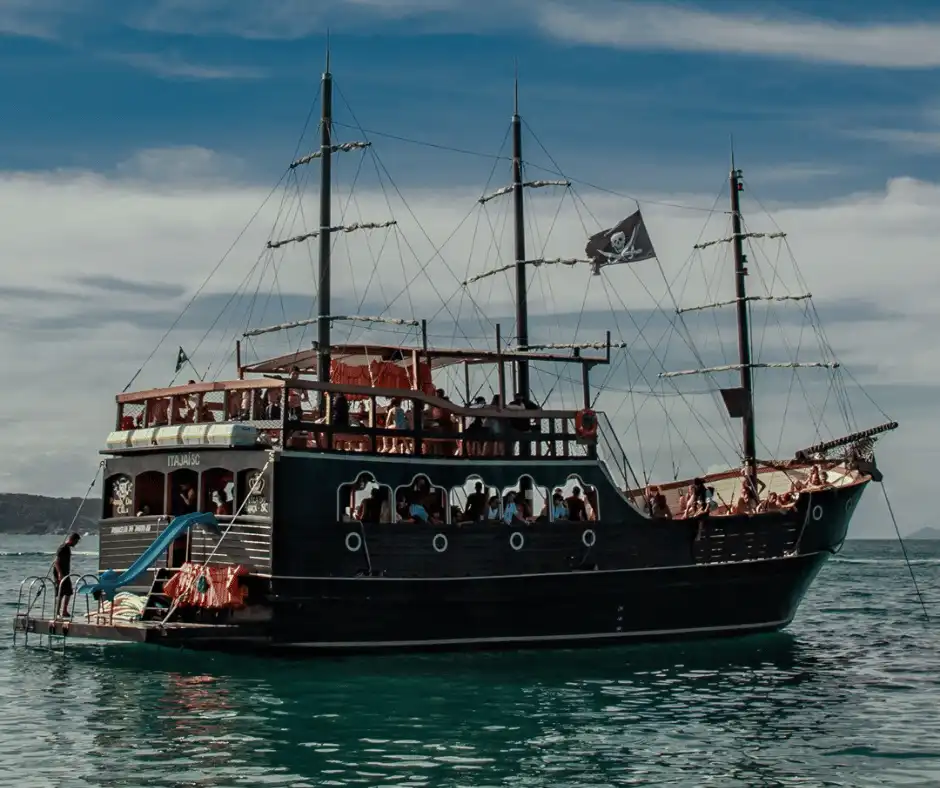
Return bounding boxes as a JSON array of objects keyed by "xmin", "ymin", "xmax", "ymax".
[{"xmin": 141, "ymin": 567, "xmax": 179, "ymax": 622}]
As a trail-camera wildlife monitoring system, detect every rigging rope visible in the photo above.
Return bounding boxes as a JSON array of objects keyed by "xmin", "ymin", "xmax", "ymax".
[{"xmin": 880, "ymin": 482, "xmax": 930, "ymax": 625}]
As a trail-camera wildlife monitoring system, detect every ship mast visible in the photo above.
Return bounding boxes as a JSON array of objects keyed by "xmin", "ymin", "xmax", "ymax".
[
  {"xmin": 729, "ymin": 159, "xmax": 758, "ymax": 498},
  {"xmin": 316, "ymin": 53, "xmax": 333, "ymax": 390},
  {"xmin": 511, "ymin": 77, "xmax": 530, "ymax": 401}
]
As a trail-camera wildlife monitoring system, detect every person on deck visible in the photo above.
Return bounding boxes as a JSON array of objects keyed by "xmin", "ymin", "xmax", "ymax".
[
  {"xmin": 463, "ymin": 481, "xmax": 488, "ymax": 522},
  {"xmin": 565, "ymin": 487, "xmax": 588, "ymax": 521},
  {"xmin": 53, "ymin": 533, "xmax": 81, "ymax": 618}
]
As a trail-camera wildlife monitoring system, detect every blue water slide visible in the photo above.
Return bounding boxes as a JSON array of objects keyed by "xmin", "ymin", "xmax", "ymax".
[{"xmin": 82, "ymin": 511, "xmax": 220, "ymax": 601}]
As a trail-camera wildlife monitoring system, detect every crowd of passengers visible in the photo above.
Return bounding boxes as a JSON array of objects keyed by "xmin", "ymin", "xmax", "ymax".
[
  {"xmin": 347, "ymin": 478, "xmax": 598, "ymax": 525},
  {"xmin": 642, "ymin": 465, "xmax": 833, "ymax": 519},
  {"xmin": 125, "ymin": 367, "xmax": 547, "ymax": 457}
]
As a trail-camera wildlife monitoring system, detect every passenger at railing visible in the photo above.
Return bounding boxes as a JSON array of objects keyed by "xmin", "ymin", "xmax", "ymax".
[
  {"xmin": 684, "ymin": 478, "xmax": 710, "ymax": 518},
  {"xmin": 463, "ymin": 481, "xmax": 488, "ymax": 522},
  {"xmin": 756, "ymin": 491, "xmax": 781, "ymax": 513},
  {"xmin": 549, "ymin": 490, "xmax": 568, "ymax": 520},
  {"xmin": 509, "ymin": 391, "xmax": 540, "ymax": 454},
  {"xmin": 740, "ymin": 465, "xmax": 766, "ymax": 504},
  {"xmin": 502, "ymin": 491, "xmax": 527, "ymax": 526},
  {"xmin": 261, "ymin": 388, "xmax": 282, "ymax": 421},
  {"xmin": 484, "ymin": 394, "xmax": 504, "ymax": 456},
  {"xmin": 149, "ymin": 397, "xmax": 170, "ymax": 426},
  {"xmin": 650, "ymin": 487, "xmax": 672, "ymax": 519},
  {"xmin": 706, "ymin": 486, "xmax": 720, "ymax": 513},
  {"xmin": 731, "ymin": 492, "xmax": 751, "ymax": 515},
  {"xmin": 136, "ymin": 504, "xmax": 151, "ymax": 517},
  {"xmin": 395, "ymin": 495, "xmax": 411, "ymax": 522},
  {"xmin": 382, "ymin": 397, "xmax": 408, "ymax": 453},
  {"xmin": 332, "ymin": 391, "xmax": 349, "ymax": 427},
  {"xmin": 174, "ymin": 481, "xmax": 197, "ymax": 516},
  {"xmin": 676, "ymin": 485, "xmax": 691, "ymax": 517},
  {"xmin": 170, "ymin": 393, "xmax": 187, "ymax": 424},
  {"xmin": 286, "ymin": 366, "xmax": 310, "ymax": 420},
  {"xmin": 565, "ymin": 487, "xmax": 588, "ymax": 521},
  {"xmin": 804, "ymin": 465, "xmax": 830, "ymax": 491},
  {"xmin": 584, "ymin": 486, "xmax": 600, "ymax": 521},
  {"xmin": 485, "ymin": 495, "xmax": 501, "ymax": 521},
  {"xmin": 215, "ymin": 488, "xmax": 232, "ymax": 516},
  {"xmin": 359, "ymin": 487, "xmax": 384, "ymax": 522},
  {"xmin": 464, "ymin": 396, "xmax": 487, "ymax": 456}
]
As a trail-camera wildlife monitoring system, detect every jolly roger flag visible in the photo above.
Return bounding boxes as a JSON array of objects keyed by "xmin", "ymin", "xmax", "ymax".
[{"xmin": 584, "ymin": 209, "xmax": 657, "ymax": 274}]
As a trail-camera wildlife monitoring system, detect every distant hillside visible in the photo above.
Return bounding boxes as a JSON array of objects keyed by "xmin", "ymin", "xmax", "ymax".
[
  {"xmin": 0, "ymin": 493, "xmax": 101, "ymax": 535},
  {"xmin": 908, "ymin": 526, "xmax": 940, "ymax": 540}
]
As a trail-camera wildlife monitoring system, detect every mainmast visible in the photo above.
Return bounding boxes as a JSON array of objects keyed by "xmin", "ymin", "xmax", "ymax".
[
  {"xmin": 729, "ymin": 161, "xmax": 758, "ymax": 497},
  {"xmin": 511, "ymin": 77, "xmax": 530, "ymax": 401},
  {"xmin": 316, "ymin": 55, "xmax": 333, "ymax": 387}
]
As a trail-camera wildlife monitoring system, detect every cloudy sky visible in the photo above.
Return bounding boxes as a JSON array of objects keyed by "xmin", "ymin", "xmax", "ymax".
[{"xmin": 1, "ymin": 0, "xmax": 937, "ymax": 538}]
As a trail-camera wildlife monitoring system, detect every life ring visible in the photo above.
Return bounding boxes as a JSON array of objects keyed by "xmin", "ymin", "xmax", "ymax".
[
  {"xmin": 509, "ymin": 531, "xmax": 525, "ymax": 551},
  {"xmin": 432, "ymin": 533, "xmax": 448, "ymax": 553},
  {"xmin": 582, "ymin": 529, "xmax": 596, "ymax": 548},
  {"xmin": 575, "ymin": 409, "xmax": 598, "ymax": 443},
  {"xmin": 345, "ymin": 531, "xmax": 362, "ymax": 552},
  {"xmin": 811, "ymin": 504, "xmax": 824, "ymax": 521}
]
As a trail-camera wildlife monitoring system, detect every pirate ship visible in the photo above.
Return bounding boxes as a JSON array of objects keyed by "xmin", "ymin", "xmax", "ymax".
[{"xmin": 14, "ymin": 60, "xmax": 897, "ymax": 654}]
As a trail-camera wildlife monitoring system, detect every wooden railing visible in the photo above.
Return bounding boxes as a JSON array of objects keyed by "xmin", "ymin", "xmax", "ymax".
[{"xmin": 115, "ymin": 379, "xmax": 599, "ymax": 461}]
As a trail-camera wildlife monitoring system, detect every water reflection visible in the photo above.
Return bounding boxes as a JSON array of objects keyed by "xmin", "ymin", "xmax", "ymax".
[{"xmin": 14, "ymin": 633, "xmax": 862, "ymax": 787}]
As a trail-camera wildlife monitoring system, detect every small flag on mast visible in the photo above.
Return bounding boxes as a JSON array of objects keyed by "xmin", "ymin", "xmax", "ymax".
[
  {"xmin": 175, "ymin": 347, "xmax": 190, "ymax": 374},
  {"xmin": 585, "ymin": 209, "xmax": 656, "ymax": 274}
]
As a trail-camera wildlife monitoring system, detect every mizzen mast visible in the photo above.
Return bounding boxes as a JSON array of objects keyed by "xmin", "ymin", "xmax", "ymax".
[
  {"xmin": 317, "ymin": 57, "xmax": 333, "ymax": 388},
  {"xmin": 511, "ymin": 77, "xmax": 530, "ymax": 400}
]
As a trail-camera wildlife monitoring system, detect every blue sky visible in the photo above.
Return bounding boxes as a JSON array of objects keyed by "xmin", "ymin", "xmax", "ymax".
[
  {"xmin": 3, "ymin": 0, "xmax": 940, "ymax": 196},
  {"xmin": 2, "ymin": 0, "xmax": 940, "ymax": 537}
]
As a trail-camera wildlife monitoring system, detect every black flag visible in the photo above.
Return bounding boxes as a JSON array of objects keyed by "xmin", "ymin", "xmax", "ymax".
[
  {"xmin": 175, "ymin": 346, "xmax": 190, "ymax": 374},
  {"xmin": 585, "ymin": 209, "xmax": 656, "ymax": 274}
]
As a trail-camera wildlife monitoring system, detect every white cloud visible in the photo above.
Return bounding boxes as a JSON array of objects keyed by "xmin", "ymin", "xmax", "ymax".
[
  {"xmin": 535, "ymin": 2, "xmax": 940, "ymax": 69},
  {"xmin": 102, "ymin": 50, "xmax": 268, "ymax": 81},
  {"xmin": 0, "ymin": 148, "xmax": 931, "ymax": 536}
]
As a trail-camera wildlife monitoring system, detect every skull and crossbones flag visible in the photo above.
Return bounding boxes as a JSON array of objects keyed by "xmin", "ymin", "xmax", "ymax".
[{"xmin": 585, "ymin": 209, "xmax": 656, "ymax": 274}]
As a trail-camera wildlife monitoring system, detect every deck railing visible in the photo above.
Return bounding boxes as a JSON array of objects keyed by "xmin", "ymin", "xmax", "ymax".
[{"xmin": 113, "ymin": 379, "xmax": 601, "ymax": 461}]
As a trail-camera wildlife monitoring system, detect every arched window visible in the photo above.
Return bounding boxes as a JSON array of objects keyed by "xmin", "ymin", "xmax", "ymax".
[
  {"xmin": 500, "ymin": 475, "xmax": 548, "ymax": 526},
  {"xmin": 133, "ymin": 471, "xmax": 165, "ymax": 516},
  {"xmin": 201, "ymin": 468, "xmax": 235, "ymax": 515},
  {"xmin": 554, "ymin": 475, "xmax": 599, "ymax": 522},
  {"xmin": 168, "ymin": 469, "xmax": 199, "ymax": 517},
  {"xmin": 337, "ymin": 472, "xmax": 394, "ymax": 523},
  {"xmin": 449, "ymin": 476, "xmax": 499, "ymax": 523},
  {"xmin": 394, "ymin": 474, "xmax": 448, "ymax": 524}
]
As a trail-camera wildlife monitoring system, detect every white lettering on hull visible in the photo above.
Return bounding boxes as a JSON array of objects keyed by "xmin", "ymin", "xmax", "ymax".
[{"xmin": 167, "ymin": 453, "xmax": 201, "ymax": 468}]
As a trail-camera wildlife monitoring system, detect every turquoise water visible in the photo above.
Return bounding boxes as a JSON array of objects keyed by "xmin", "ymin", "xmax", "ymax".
[{"xmin": 1, "ymin": 535, "xmax": 939, "ymax": 787}]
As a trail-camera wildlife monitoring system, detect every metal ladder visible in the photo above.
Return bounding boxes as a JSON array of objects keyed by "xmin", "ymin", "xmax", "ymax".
[
  {"xmin": 141, "ymin": 567, "xmax": 180, "ymax": 622},
  {"xmin": 12, "ymin": 573, "xmax": 101, "ymax": 652}
]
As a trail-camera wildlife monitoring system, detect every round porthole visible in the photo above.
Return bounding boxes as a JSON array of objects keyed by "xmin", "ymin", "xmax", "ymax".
[
  {"xmin": 345, "ymin": 531, "xmax": 362, "ymax": 552},
  {"xmin": 509, "ymin": 531, "xmax": 525, "ymax": 551},
  {"xmin": 433, "ymin": 533, "xmax": 449, "ymax": 553},
  {"xmin": 582, "ymin": 529, "xmax": 596, "ymax": 548},
  {"xmin": 812, "ymin": 505, "xmax": 824, "ymax": 521}
]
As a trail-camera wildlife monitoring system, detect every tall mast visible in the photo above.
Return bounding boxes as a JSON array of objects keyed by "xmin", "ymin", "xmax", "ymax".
[
  {"xmin": 511, "ymin": 76, "xmax": 530, "ymax": 401},
  {"xmin": 729, "ymin": 160, "xmax": 758, "ymax": 496},
  {"xmin": 316, "ymin": 51, "xmax": 333, "ymax": 387}
]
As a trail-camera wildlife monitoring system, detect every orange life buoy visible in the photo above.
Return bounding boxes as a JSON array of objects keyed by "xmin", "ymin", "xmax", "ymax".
[{"xmin": 575, "ymin": 409, "xmax": 598, "ymax": 443}]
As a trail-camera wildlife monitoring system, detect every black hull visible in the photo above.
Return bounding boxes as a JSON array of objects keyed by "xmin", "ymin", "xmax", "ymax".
[{"xmin": 47, "ymin": 447, "xmax": 866, "ymax": 656}]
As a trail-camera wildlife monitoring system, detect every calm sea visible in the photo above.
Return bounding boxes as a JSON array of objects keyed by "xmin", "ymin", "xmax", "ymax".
[{"xmin": 1, "ymin": 535, "xmax": 938, "ymax": 788}]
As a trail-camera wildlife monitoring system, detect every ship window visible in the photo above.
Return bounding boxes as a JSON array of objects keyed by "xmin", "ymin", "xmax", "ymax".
[
  {"xmin": 134, "ymin": 471, "xmax": 165, "ymax": 517},
  {"xmin": 500, "ymin": 475, "xmax": 548, "ymax": 524},
  {"xmin": 395, "ymin": 474, "xmax": 448, "ymax": 524},
  {"xmin": 338, "ymin": 472, "xmax": 393, "ymax": 523},
  {"xmin": 555, "ymin": 475, "xmax": 599, "ymax": 522},
  {"xmin": 450, "ymin": 476, "xmax": 498, "ymax": 523},
  {"xmin": 202, "ymin": 467, "xmax": 235, "ymax": 515},
  {"xmin": 169, "ymin": 469, "xmax": 198, "ymax": 517},
  {"xmin": 105, "ymin": 474, "xmax": 134, "ymax": 518}
]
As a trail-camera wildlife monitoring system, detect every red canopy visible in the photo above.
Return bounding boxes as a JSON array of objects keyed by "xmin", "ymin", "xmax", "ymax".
[{"xmin": 330, "ymin": 359, "xmax": 434, "ymax": 397}]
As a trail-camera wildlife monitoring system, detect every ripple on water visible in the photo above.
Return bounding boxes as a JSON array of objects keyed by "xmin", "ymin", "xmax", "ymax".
[{"xmin": 2, "ymin": 538, "xmax": 940, "ymax": 786}]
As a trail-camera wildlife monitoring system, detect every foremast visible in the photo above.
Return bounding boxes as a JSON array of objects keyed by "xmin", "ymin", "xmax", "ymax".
[{"xmin": 317, "ymin": 59, "xmax": 333, "ymax": 391}]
